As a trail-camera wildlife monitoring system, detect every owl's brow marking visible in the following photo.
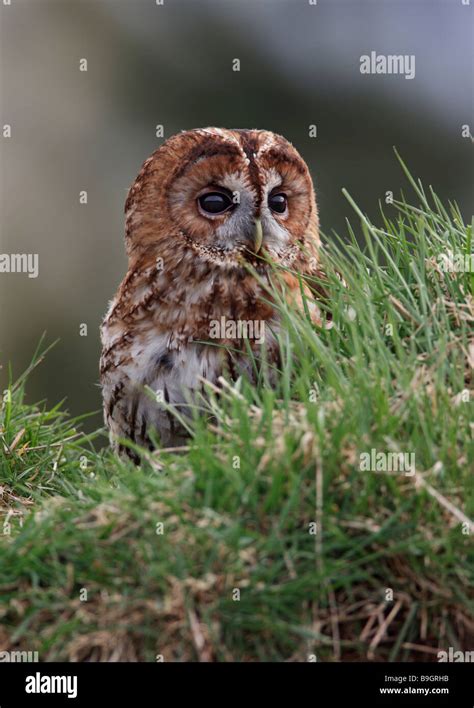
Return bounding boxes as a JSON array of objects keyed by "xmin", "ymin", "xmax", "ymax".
[
  {"xmin": 172, "ymin": 138, "xmax": 241, "ymax": 181},
  {"xmin": 259, "ymin": 149, "xmax": 307, "ymax": 176}
]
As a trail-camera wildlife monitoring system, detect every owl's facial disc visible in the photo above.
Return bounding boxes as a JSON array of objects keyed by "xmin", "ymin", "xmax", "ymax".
[
  {"xmin": 165, "ymin": 133, "xmax": 314, "ymax": 267},
  {"xmin": 181, "ymin": 174, "xmax": 296, "ymax": 265}
]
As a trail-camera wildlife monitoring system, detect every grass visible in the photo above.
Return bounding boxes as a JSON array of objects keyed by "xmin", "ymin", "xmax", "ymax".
[{"xmin": 0, "ymin": 158, "xmax": 472, "ymax": 662}]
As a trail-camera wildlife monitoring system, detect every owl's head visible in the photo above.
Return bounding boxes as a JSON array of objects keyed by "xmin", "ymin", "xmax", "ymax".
[{"xmin": 125, "ymin": 128, "xmax": 319, "ymax": 270}]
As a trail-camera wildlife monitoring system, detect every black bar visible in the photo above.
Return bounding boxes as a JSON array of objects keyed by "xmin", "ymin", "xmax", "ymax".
[{"xmin": 0, "ymin": 662, "xmax": 471, "ymax": 706}]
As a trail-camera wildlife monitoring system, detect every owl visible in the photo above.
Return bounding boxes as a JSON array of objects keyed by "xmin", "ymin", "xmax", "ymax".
[{"xmin": 100, "ymin": 128, "xmax": 320, "ymax": 461}]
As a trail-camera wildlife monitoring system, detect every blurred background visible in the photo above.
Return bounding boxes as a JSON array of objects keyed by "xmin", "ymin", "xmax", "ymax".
[{"xmin": 0, "ymin": 0, "xmax": 472, "ymax": 433}]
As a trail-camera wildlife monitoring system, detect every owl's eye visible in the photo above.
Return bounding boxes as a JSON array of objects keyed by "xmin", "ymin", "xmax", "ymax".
[
  {"xmin": 198, "ymin": 191, "xmax": 233, "ymax": 215},
  {"xmin": 268, "ymin": 192, "xmax": 288, "ymax": 214}
]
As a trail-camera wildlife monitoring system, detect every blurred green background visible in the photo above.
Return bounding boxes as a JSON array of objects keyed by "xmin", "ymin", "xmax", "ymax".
[{"xmin": 0, "ymin": 0, "xmax": 472, "ymax": 432}]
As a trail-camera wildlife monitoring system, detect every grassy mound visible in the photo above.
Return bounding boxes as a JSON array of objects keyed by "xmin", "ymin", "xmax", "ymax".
[{"xmin": 0, "ymin": 160, "xmax": 472, "ymax": 661}]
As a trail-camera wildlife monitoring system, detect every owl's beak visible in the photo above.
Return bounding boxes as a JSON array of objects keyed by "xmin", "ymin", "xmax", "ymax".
[{"xmin": 253, "ymin": 219, "xmax": 263, "ymax": 254}]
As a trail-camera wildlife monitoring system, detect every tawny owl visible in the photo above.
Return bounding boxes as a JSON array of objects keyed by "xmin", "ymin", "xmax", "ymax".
[{"xmin": 100, "ymin": 128, "xmax": 320, "ymax": 461}]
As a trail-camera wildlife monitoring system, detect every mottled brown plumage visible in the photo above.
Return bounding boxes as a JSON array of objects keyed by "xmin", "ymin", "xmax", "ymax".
[{"xmin": 100, "ymin": 128, "xmax": 320, "ymax": 461}]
